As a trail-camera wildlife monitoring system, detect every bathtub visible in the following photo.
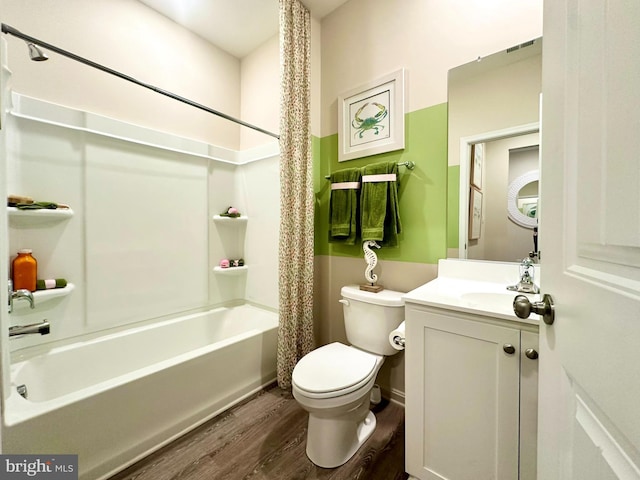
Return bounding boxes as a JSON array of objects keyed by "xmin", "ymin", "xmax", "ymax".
[{"xmin": 3, "ymin": 304, "xmax": 278, "ymax": 480}]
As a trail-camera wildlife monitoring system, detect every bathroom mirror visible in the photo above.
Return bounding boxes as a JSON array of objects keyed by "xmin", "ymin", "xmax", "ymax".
[{"xmin": 448, "ymin": 37, "xmax": 542, "ymax": 262}]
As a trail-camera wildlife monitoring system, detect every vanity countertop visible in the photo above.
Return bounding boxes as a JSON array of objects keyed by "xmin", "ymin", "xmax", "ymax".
[{"xmin": 403, "ymin": 259, "xmax": 540, "ymax": 325}]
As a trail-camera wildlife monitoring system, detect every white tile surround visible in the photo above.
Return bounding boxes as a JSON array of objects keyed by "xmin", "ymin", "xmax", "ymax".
[{"xmin": 5, "ymin": 92, "xmax": 279, "ymax": 352}]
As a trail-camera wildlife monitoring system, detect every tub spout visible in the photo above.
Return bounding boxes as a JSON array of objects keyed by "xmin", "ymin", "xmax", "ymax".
[{"xmin": 9, "ymin": 320, "xmax": 50, "ymax": 338}]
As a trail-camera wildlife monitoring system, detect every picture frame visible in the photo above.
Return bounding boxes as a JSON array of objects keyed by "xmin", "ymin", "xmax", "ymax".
[
  {"xmin": 470, "ymin": 143, "xmax": 483, "ymax": 189},
  {"xmin": 469, "ymin": 186, "xmax": 483, "ymax": 240},
  {"xmin": 338, "ymin": 69, "xmax": 405, "ymax": 162}
]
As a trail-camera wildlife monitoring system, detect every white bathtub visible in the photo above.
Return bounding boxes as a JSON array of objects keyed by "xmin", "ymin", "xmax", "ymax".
[{"xmin": 3, "ymin": 304, "xmax": 278, "ymax": 480}]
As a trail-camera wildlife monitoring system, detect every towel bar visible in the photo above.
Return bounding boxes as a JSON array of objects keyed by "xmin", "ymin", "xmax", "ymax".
[{"xmin": 324, "ymin": 161, "xmax": 415, "ymax": 180}]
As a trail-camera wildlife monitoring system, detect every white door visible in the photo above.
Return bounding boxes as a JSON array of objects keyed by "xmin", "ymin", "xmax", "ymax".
[{"xmin": 537, "ymin": 0, "xmax": 640, "ymax": 478}]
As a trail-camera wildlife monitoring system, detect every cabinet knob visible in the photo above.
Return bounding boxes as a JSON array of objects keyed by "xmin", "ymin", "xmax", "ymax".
[
  {"xmin": 525, "ymin": 348, "xmax": 539, "ymax": 360},
  {"xmin": 503, "ymin": 344, "xmax": 516, "ymax": 355}
]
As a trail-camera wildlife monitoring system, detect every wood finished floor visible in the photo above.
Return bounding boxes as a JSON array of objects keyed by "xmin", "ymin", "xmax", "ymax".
[{"xmin": 109, "ymin": 384, "xmax": 408, "ymax": 480}]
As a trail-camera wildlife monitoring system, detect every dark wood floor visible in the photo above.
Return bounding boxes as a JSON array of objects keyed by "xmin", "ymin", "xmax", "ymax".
[{"xmin": 110, "ymin": 384, "xmax": 408, "ymax": 480}]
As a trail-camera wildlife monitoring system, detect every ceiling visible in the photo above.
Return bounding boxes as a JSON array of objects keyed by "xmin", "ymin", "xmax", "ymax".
[{"xmin": 138, "ymin": 0, "xmax": 349, "ymax": 58}]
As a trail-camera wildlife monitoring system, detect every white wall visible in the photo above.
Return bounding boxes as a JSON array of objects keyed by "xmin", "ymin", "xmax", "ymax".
[
  {"xmin": 0, "ymin": 0, "xmax": 242, "ymax": 149},
  {"xmin": 310, "ymin": 15, "xmax": 322, "ymax": 138},
  {"xmin": 320, "ymin": 0, "xmax": 543, "ymax": 137},
  {"xmin": 240, "ymin": 34, "xmax": 280, "ymax": 150}
]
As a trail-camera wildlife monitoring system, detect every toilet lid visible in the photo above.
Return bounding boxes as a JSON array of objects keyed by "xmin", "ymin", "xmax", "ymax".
[{"xmin": 292, "ymin": 342, "xmax": 378, "ymax": 394}]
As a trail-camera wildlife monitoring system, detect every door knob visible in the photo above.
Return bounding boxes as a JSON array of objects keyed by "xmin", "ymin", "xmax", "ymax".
[
  {"xmin": 503, "ymin": 344, "xmax": 516, "ymax": 355},
  {"xmin": 525, "ymin": 348, "xmax": 539, "ymax": 360},
  {"xmin": 513, "ymin": 293, "xmax": 555, "ymax": 325}
]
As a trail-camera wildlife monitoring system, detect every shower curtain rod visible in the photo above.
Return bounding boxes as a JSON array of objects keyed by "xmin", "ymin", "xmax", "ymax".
[{"xmin": 1, "ymin": 23, "xmax": 280, "ymax": 140}]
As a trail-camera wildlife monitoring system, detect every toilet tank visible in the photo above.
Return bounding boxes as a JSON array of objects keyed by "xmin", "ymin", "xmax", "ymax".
[{"xmin": 341, "ymin": 285, "xmax": 405, "ymax": 356}]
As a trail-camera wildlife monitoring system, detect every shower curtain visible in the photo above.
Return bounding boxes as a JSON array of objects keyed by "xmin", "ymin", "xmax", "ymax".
[{"xmin": 277, "ymin": 0, "xmax": 314, "ymax": 389}]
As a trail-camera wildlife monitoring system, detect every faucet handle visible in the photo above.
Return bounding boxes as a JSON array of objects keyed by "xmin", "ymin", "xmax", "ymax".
[
  {"xmin": 9, "ymin": 288, "xmax": 36, "ymax": 313},
  {"xmin": 520, "ymin": 257, "xmax": 534, "ymax": 278}
]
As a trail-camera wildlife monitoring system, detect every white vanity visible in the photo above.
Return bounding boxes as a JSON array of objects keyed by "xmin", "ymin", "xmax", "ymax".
[{"xmin": 404, "ymin": 259, "xmax": 540, "ymax": 480}]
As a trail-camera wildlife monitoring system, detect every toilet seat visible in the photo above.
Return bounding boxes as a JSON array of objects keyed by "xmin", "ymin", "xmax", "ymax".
[{"xmin": 292, "ymin": 342, "xmax": 381, "ymax": 399}]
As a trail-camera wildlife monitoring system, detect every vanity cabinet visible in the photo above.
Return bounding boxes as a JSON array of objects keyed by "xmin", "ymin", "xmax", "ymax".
[{"xmin": 405, "ymin": 303, "xmax": 538, "ymax": 480}]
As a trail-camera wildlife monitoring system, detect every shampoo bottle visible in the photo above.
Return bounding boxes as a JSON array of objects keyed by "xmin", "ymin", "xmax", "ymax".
[{"xmin": 12, "ymin": 249, "xmax": 37, "ymax": 292}]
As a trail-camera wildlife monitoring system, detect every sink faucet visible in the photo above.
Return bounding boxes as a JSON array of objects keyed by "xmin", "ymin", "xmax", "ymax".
[
  {"xmin": 8, "ymin": 280, "xmax": 35, "ymax": 313},
  {"xmin": 9, "ymin": 320, "xmax": 50, "ymax": 338},
  {"xmin": 507, "ymin": 258, "xmax": 539, "ymax": 294}
]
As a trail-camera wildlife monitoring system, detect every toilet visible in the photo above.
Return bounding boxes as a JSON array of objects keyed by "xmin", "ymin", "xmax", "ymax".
[{"xmin": 292, "ymin": 285, "xmax": 405, "ymax": 468}]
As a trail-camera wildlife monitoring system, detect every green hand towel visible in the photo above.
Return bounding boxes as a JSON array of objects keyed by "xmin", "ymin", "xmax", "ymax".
[
  {"xmin": 360, "ymin": 161, "xmax": 402, "ymax": 246},
  {"xmin": 329, "ymin": 168, "xmax": 361, "ymax": 245},
  {"xmin": 16, "ymin": 202, "xmax": 58, "ymax": 210}
]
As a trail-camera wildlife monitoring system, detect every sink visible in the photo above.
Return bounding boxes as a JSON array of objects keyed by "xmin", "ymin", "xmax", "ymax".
[
  {"xmin": 460, "ymin": 291, "xmax": 538, "ymax": 315},
  {"xmin": 402, "ymin": 259, "xmax": 543, "ymax": 323}
]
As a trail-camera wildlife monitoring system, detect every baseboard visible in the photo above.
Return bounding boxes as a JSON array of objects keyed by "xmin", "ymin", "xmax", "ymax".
[{"xmin": 386, "ymin": 387, "xmax": 405, "ymax": 407}]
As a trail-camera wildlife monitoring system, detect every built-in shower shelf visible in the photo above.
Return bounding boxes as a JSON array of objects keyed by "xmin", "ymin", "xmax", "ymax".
[
  {"xmin": 212, "ymin": 215, "xmax": 248, "ymax": 223},
  {"xmin": 8, "ymin": 207, "xmax": 74, "ymax": 227},
  {"xmin": 213, "ymin": 266, "xmax": 248, "ymax": 275},
  {"xmin": 213, "ymin": 215, "xmax": 247, "ymax": 276},
  {"xmin": 12, "ymin": 283, "xmax": 75, "ymax": 312}
]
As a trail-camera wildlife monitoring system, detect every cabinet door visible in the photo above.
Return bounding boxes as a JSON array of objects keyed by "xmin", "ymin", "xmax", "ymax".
[{"xmin": 406, "ymin": 306, "xmax": 520, "ymax": 480}]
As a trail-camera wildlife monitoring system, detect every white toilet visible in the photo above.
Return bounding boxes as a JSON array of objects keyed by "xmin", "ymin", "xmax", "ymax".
[{"xmin": 292, "ymin": 285, "xmax": 405, "ymax": 468}]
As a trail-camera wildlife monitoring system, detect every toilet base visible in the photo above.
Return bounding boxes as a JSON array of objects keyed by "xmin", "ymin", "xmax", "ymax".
[{"xmin": 306, "ymin": 407, "xmax": 377, "ymax": 468}]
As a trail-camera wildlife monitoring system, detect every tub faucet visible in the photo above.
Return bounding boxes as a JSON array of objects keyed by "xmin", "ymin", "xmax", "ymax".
[
  {"xmin": 8, "ymin": 280, "xmax": 35, "ymax": 313},
  {"xmin": 507, "ymin": 258, "xmax": 539, "ymax": 294},
  {"xmin": 9, "ymin": 320, "xmax": 50, "ymax": 338}
]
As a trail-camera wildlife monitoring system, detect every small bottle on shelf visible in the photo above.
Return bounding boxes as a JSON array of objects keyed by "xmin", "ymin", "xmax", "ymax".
[{"xmin": 12, "ymin": 249, "xmax": 38, "ymax": 292}]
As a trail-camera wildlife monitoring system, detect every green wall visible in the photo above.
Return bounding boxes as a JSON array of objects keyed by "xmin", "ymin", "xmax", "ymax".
[{"xmin": 314, "ymin": 103, "xmax": 451, "ymax": 264}]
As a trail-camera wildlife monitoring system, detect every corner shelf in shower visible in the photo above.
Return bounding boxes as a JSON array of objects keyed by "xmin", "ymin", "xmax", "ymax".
[
  {"xmin": 11, "ymin": 283, "xmax": 76, "ymax": 312},
  {"xmin": 7, "ymin": 207, "xmax": 74, "ymax": 227},
  {"xmin": 212, "ymin": 215, "xmax": 248, "ymax": 223},
  {"xmin": 213, "ymin": 215, "xmax": 248, "ymax": 275},
  {"xmin": 213, "ymin": 266, "xmax": 248, "ymax": 275}
]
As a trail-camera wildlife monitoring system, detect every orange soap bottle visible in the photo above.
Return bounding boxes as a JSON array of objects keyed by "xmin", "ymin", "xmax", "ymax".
[{"xmin": 12, "ymin": 249, "xmax": 37, "ymax": 292}]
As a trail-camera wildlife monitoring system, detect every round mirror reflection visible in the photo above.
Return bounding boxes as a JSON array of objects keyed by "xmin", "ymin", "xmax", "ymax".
[
  {"xmin": 507, "ymin": 171, "xmax": 539, "ymax": 228},
  {"xmin": 517, "ymin": 180, "xmax": 538, "ymax": 217}
]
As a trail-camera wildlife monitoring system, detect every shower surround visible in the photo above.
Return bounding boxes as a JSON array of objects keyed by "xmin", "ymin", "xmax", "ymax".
[{"xmin": 2, "ymin": 92, "xmax": 280, "ymax": 478}]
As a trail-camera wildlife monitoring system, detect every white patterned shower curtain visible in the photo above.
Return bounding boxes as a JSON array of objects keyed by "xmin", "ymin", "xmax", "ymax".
[{"xmin": 277, "ymin": 0, "xmax": 314, "ymax": 389}]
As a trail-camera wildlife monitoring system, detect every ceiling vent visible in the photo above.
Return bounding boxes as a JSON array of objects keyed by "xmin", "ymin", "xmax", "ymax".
[{"xmin": 507, "ymin": 39, "xmax": 536, "ymax": 53}]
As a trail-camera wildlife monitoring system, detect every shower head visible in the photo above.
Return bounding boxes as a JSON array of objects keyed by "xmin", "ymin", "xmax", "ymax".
[{"xmin": 27, "ymin": 42, "xmax": 48, "ymax": 61}]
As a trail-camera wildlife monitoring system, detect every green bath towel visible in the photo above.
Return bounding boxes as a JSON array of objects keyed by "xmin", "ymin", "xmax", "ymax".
[
  {"xmin": 329, "ymin": 168, "xmax": 362, "ymax": 245},
  {"xmin": 360, "ymin": 161, "xmax": 402, "ymax": 246}
]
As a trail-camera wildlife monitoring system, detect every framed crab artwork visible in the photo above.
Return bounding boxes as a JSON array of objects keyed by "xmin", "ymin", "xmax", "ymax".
[{"xmin": 338, "ymin": 69, "xmax": 405, "ymax": 162}]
